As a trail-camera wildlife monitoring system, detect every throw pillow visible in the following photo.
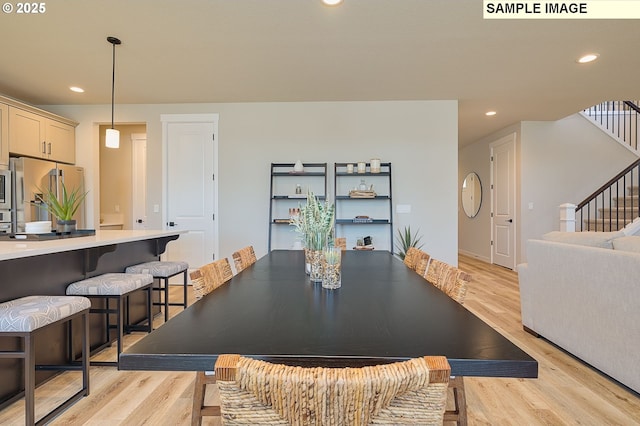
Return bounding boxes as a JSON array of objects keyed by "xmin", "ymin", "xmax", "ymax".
[
  {"xmin": 541, "ymin": 230, "xmax": 625, "ymax": 249},
  {"xmin": 612, "ymin": 236, "xmax": 640, "ymax": 253}
]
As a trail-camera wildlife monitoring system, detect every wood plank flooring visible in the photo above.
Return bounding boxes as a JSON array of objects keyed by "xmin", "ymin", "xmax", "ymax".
[{"xmin": 1, "ymin": 255, "xmax": 639, "ymax": 425}]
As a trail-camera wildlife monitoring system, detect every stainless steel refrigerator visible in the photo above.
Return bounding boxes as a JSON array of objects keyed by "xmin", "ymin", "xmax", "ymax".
[{"xmin": 10, "ymin": 157, "xmax": 86, "ymax": 233}]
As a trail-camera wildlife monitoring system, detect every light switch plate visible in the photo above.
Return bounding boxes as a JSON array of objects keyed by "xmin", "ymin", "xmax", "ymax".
[
  {"xmin": 153, "ymin": 204, "xmax": 160, "ymax": 213},
  {"xmin": 396, "ymin": 204, "xmax": 411, "ymax": 214}
]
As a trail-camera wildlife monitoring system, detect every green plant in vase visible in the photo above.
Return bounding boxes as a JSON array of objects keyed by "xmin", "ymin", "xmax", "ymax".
[
  {"xmin": 291, "ymin": 191, "xmax": 335, "ymax": 249},
  {"xmin": 35, "ymin": 182, "xmax": 88, "ymax": 233},
  {"xmin": 291, "ymin": 191, "xmax": 335, "ymax": 279}
]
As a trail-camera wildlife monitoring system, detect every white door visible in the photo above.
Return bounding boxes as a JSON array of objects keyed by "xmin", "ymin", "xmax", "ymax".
[
  {"xmin": 491, "ymin": 133, "xmax": 516, "ymax": 269},
  {"xmin": 131, "ymin": 133, "xmax": 147, "ymax": 230},
  {"xmin": 162, "ymin": 114, "xmax": 219, "ymax": 275}
]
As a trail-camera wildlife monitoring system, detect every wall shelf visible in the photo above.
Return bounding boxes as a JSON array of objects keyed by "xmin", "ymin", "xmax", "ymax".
[
  {"xmin": 268, "ymin": 163, "xmax": 327, "ymax": 251},
  {"xmin": 334, "ymin": 162, "xmax": 393, "ymax": 253}
]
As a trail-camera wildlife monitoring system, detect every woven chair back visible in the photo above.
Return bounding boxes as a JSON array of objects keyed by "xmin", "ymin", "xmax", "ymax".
[
  {"xmin": 415, "ymin": 254, "xmax": 432, "ymax": 277},
  {"xmin": 334, "ymin": 237, "xmax": 347, "ymax": 251},
  {"xmin": 215, "ymin": 354, "xmax": 450, "ymax": 425},
  {"xmin": 404, "ymin": 247, "xmax": 430, "ymax": 271},
  {"xmin": 232, "ymin": 246, "xmax": 257, "ymax": 273},
  {"xmin": 425, "ymin": 259, "xmax": 471, "ymax": 305},
  {"xmin": 190, "ymin": 258, "xmax": 233, "ymax": 300}
]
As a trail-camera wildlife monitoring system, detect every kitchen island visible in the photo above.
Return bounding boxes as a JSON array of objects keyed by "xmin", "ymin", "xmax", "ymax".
[{"xmin": 0, "ymin": 229, "xmax": 184, "ymax": 409}]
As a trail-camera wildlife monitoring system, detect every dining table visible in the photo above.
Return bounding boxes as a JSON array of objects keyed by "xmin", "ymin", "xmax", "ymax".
[{"xmin": 119, "ymin": 250, "xmax": 538, "ymax": 379}]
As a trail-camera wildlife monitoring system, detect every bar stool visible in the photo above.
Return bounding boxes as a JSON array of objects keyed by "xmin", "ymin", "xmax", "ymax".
[
  {"xmin": 125, "ymin": 260, "xmax": 189, "ymax": 322},
  {"xmin": 0, "ymin": 295, "xmax": 91, "ymax": 425},
  {"xmin": 66, "ymin": 273, "xmax": 153, "ymax": 367}
]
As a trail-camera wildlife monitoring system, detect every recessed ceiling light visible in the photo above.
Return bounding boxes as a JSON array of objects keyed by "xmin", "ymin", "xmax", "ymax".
[
  {"xmin": 322, "ymin": 0, "xmax": 343, "ymax": 5},
  {"xmin": 577, "ymin": 53, "xmax": 599, "ymax": 64},
  {"xmin": 70, "ymin": 86, "xmax": 85, "ymax": 93},
  {"xmin": 485, "ymin": 111, "xmax": 497, "ymax": 116}
]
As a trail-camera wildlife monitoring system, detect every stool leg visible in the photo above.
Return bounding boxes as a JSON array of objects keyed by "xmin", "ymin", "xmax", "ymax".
[
  {"xmin": 82, "ymin": 311, "xmax": 90, "ymax": 395},
  {"xmin": 104, "ymin": 298, "xmax": 111, "ymax": 344},
  {"xmin": 147, "ymin": 287, "xmax": 153, "ymax": 333},
  {"xmin": 116, "ymin": 296, "xmax": 124, "ymax": 361},
  {"xmin": 163, "ymin": 277, "xmax": 169, "ymax": 322},
  {"xmin": 183, "ymin": 270, "xmax": 188, "ymax": 310},
  {"xmin": 24, "ymin": 333, "xmax": 35, "ymax": 426}
]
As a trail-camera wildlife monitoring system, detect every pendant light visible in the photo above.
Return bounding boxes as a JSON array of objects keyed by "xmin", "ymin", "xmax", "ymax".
[{"xmin": 106, "ymin": 36, "xmax": 121, "ymax": 148}]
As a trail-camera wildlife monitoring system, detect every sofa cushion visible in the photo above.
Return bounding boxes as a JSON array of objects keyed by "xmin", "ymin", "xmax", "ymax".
[
  {"xmin": 541, "ymin": 230, "xmax": 624, "ymax": 249},
  {"xmin": 612, "ymin": 235, "xmax": 640, "ymax": 253}
]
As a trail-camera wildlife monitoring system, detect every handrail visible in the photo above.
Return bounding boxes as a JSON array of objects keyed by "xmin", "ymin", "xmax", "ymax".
[
  {"xmin": 575, "ymin": 158, "xmax": 640, "ymax": 231},
  {"xmin": 576, "ymin": 158, "xmax": 640, "ymax": 210},
  {"xmin": 624, "ymin": 100, "xmax": 640, "ymax": 114}
]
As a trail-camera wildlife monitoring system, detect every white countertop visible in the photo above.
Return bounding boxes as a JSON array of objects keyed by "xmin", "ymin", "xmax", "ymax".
[{"xmin": 0, "ymin": 229, "xmax": 184, "ymax": 261}]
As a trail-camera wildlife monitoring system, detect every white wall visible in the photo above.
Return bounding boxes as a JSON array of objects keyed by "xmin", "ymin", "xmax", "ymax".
[
  {"xmin": 459, "ymin": 113, "xmax": 636, "ymax": 264},
  {"xmin": 47, "ymin": 101, "xmax": 459, "ymax": 265}
]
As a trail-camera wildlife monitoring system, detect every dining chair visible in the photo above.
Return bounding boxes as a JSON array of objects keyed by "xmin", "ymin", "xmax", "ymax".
[
  {"xmin": 231, "ymin": 245, "xmax": 257, "ymax": 274},
  {"xmin": 425, "ymin": 258, "xmax": 471, "ymax": 304},
  {"xmin": 423, "ymin": 257, "xmax": 472, "ymax": 426},
  {"xmin": 189, "ymin": 257, "xmax": 234, "ymax": 426},
  {"xmin": 190, "ymin": 258, "xmax": 234, "ymax": 300},
  {"xmin": 403, "ymin": 246, "xmax": 430, "ymax": 271},
  {"xmin": 214, "ymin": 354, "xmax": 450, "ymax": 425},
  {"xmin": 415, "ymin": 253, "xmax": 432, "ymax": 277},
  {"xmin": 334, "ymin": 237, "xmax": 347, "ymax": 251}
]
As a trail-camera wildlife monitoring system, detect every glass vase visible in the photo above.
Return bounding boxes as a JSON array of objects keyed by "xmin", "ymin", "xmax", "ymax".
[
  {"xmin": 322, "ymin": 247, "xmax": 342, "ymax": 289},
  {"xmin": 309, "ymin": 249, "xmax": 324, "ymax": 283},
  {"xmin": 304, "ymin": 248, "xmax": 312, "ymax": 275}
]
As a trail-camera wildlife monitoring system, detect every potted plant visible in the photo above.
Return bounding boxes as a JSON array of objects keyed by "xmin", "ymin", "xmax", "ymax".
[
  {"xmin": 290, "ymin": 191, "xmax": 335, "ymax": 280},
  {"xmin": 35, "ymin": 182, "xmax": 88, "ymax": 233},
  {"xmin": 395, "ymin": 226, "xmax": 423, "ymax": 260}
]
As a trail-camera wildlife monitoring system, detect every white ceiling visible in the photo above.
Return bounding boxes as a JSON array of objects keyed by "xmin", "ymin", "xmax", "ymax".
[{"xmin": 1, "ymin": 0, "xmax": 639, "ymax": 146}]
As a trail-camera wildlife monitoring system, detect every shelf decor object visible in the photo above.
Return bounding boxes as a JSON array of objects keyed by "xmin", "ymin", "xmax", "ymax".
[{"xmin": 370, "ymin": 158, "xmax": 381, "ymax": 173}]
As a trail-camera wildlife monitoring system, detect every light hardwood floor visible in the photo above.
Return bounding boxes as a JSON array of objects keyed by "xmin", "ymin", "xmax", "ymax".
[{"xmin": 1, "ymin": 255, "xmax": 639, "ymax": 425}]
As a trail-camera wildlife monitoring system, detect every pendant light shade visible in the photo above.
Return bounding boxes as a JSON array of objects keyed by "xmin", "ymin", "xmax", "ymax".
[
  {"xmin": 107, "ymin": 36, "xmax": 121, "ymax": 149},
  {"xmin": 105, "ymin": 128, "xmax": 120, "ymax": 148}
]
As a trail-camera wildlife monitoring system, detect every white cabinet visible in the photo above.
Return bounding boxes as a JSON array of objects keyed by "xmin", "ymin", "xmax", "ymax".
[
  {"xmin": 8, "ymin": 106, "xmax": 76, "ymax": 164},
  {"xmin": 0, "ymin": 103, "xmax": 7, "ymax": 167}
]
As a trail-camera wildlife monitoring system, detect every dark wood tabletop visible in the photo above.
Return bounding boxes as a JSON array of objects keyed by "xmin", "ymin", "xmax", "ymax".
[{"xmin": 120, "ymin": 250, "xmax": 537, "ymax": 378}]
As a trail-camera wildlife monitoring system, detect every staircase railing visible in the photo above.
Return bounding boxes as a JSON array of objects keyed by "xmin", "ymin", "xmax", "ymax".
[
  {"xmin": 582, "ymin": 101, "xmax": 640, "ymax": 152},
  {"xmin": 575, "ymin": 158, "xmax": 640, "ymax": 231}
]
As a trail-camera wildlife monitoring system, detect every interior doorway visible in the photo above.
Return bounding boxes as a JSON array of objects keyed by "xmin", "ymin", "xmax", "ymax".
[
  {"xmin": 99, "ymin": 124, "xmax": 147, "ymax": 230},
  {"xmin": 490, "ymin": 133, "xmax": 517, "ymax": 269},
  {"xmin": 161, "ymin": 114, "xmax": 218, "ymax": 273}
]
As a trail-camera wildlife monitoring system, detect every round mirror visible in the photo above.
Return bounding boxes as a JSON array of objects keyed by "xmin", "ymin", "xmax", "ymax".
[{"xmin": 462, "ymin": 172, "xmax": 482, "ymax": 218}]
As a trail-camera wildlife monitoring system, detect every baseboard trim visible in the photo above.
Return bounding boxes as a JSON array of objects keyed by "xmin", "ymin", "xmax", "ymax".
[{"xmin": 458, "ymin": 250, "xmax": 490, "ymax": 263}]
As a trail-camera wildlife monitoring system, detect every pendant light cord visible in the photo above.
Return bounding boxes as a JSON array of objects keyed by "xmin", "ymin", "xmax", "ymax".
[
  {"xmin": 111, "ymin": 41, "xmax": 115, "ymax": 129},
  {"xmin": 107, "ymin": 36, "xmax": 121, "ymax": 130}
]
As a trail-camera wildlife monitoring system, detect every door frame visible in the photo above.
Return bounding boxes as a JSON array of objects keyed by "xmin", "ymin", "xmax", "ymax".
[
  {"xmin": 490, "ymin": 132, "xmax": 517, "ymax": 269},
  {"xmin": 161, "ymin": 113, "xmax": 219, "ymax": 261},
  {"xmin": 131, "ymin": 133, "xmax": 147, "ymax": 230}
]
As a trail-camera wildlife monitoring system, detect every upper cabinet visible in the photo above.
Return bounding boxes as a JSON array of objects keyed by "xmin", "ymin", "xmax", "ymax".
[
  {"xmin": 0, "ymin": 103, "xmax": 8, "ymax": 167},
  {"xmin": 8, "ymin": 106, "xmax": 76, "ymax": 164}
]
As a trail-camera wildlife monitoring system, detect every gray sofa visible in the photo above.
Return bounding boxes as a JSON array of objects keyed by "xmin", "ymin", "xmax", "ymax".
[{"xmin": 517, "ymin": 231, "xmax": 640, "ymax": 393}]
